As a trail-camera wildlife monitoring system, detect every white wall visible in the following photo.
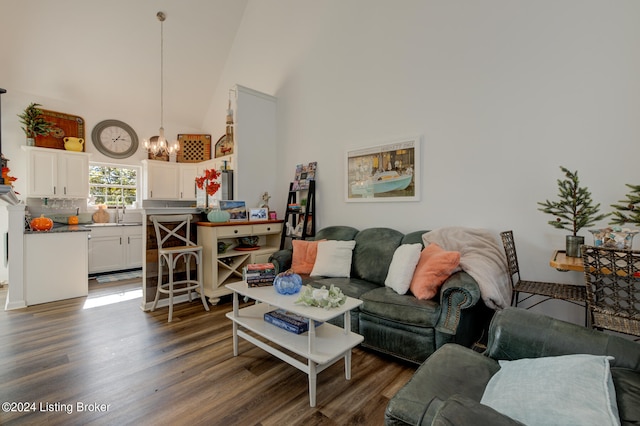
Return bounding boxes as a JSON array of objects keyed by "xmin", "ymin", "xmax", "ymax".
[{"xmin": 204, "ymin": 0, "xmax": 640, "ymax": 323}]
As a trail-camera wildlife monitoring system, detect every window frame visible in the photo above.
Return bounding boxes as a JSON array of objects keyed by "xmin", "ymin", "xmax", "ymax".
[{"xmin": 88, "ymin": 162, "xmax": 141, "ymax": 207}]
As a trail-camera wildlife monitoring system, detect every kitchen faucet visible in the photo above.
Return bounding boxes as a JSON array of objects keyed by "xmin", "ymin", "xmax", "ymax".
[{"xmin": 115, "ymin": 195, "xmax": 125, "ymax": 223}]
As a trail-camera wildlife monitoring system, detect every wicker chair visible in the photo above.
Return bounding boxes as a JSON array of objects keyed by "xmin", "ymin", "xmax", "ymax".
[
  {"xmin": 581, "ymin": 245, "xmax": 640, "ymax": 339},
  {"xmin": 500, "ymin": 231, "xmax": 587, "ymax": 316}
]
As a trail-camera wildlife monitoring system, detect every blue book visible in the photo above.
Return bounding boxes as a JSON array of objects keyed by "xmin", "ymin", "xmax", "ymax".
[{"xmin": 263, "ymin": 309, "xmax": 322, "ymax": 334}]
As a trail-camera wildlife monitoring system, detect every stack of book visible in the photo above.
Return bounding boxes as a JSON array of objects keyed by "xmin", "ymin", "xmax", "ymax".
[
  {"xmin": 263, "ymin": 309, "xmax": 322, "ymax": 334},
  {"xmin": 243, "ymin": 263, "xmax": 276, "ymax": 287}
]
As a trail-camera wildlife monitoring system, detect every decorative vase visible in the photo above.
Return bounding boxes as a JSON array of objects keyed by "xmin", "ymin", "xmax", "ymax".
[
  {"xmin": 566, "ymin": 235, "xmax": 585, "ymax": 258},
  {"xmin": 207, "ymin": 209, "xmax": 230, "ymax": 223},
  {"xmin": 26, "ymin": 137, "xmax": 35, "ymax": 147},
  {"xmin": 273, "ymin": 271, "xmax": 303, "ymax": 295}
]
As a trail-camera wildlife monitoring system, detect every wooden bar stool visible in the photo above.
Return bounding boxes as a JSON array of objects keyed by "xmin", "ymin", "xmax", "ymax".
[{"xmin": 150, "ymin": 214, "xmax": 209, "ymax": 322}]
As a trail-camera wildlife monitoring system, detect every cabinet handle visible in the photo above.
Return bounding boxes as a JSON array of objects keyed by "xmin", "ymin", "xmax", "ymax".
[
  {"xmin": 234, "ymin": 230, "xmax": 238, "ymax": 234},
  {"xmin": 53, "ymin": 186, "xmax": 57, "ymax": 195},
  {"xmin": 120, "ymin": 237, "xmax": 122, "ymax": 245},
  {"xmin": 267, "ymin": 227, "xmax": 271, "ymax": 231},
  {"xmin": 128, "ymin": 236, "xmax": 130, "ymax": 244},
  {"xmin": 64, "ymin": 187, "xmax": 67, "ymax": 195}
]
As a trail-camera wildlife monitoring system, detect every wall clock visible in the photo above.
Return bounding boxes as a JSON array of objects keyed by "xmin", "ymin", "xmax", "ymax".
[{"xmin": 91, "ymin": 119, "xmax": 139, "ymax": 159}]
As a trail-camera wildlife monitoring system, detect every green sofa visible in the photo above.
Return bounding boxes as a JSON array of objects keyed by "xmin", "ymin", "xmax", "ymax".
[
  {"xmin": 269, "ymin": 226, "xmax": 494, "ymax": 364},
  {"xmin": 385, "ymin": 307, "xmax": 640, "ymax": 425}
]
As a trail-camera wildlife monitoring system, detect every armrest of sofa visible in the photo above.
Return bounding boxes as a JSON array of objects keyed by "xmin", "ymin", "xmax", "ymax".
[
  {"xmin": 429, "ymin": 395, "xmax": 525, "ymax": 426},
  {"xmin": 268, "ymin": 249, "xmax": 292, "ymax": 274},
  {"xmin": 486, "ymin": 307, "xmax": 640, "ymax": 370},
  {"xmin": 436, "ymin": 271, "xmax": 482, "ymax": 335}
]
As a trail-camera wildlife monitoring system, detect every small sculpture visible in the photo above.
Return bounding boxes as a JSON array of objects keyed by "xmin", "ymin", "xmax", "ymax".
[{"xmin": 259, "ymin": 191, "xmax": 271, "ymax": 210}]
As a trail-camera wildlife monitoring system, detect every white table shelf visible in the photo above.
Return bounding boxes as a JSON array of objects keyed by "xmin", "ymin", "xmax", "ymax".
[{"xmin": 225, "ymin": 281, "xmax": 363, "ymax": 407}]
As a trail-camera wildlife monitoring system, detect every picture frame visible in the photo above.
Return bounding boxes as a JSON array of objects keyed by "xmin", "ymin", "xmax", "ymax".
[
  {"xmin": 219, "ymin": 200, "xmax": 247, "ymax": 221},
  {"xmin": 292, "ymin": 161, "xmax": 317, "ymax": 190},
  {"xmin": 346, "ymin": 136, "xmax": 420, "ymax": 202},
  {"xmin": 249, "ymin": 208, "xmax": 268, "ymax": 221}
]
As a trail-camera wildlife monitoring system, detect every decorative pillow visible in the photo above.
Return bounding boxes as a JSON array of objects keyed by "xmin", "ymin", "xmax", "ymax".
[
  {"xmin": 385, "ymin": 244, "xmax": 422, "ymax": 294},
  {"xmin": 310, "ymin": 240, "xmax": 357, "ymax": 278},
  {"xmin": 409, "ymin": 243, "xmax": 460, "ymax": 300},
  {"xmin": 291, "ymin": 239, "xmax": 325, "ymax": 274},
  {"xmin": 480, "ymin": 354, "xmax": 620, "ymax": 426}
]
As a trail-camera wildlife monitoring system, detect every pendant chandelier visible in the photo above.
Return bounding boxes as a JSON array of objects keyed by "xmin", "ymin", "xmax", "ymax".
[{"xmin": 144, "ymin": 11, "xmax": 179, "ymax": 157}]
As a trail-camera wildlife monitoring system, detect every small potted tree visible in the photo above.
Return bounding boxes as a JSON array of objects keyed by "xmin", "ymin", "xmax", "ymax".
[
  {"xmin": 538, "ymin": 166, "xmax": 609, "ymax": 257},
  {"xmin": 17, "ymin": 103, "xmax": 54, "ymax": 146}
]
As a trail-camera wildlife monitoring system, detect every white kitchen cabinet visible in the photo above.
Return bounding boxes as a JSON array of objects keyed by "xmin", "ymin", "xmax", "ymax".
[
  {"xmin": 123, "ymin": 226, "xmax": 143, "ymax": 268},
  {"xmin": 141, "ymin": 161, "xmax": 179, "ymax": 200},
  {"xmin": 24, "ymin": 230, "xmax": 89, "ymax": 305},
  {"xmin": 23, "ymin": 146, "xmax": 89, "ymax": 199},
  {"xmin": 141, "ymin": 161, "xmax": 198, "ymax": 201},
  {"xmin": 196, "ymin": 220, "xmax": 283, "ymax": 304},
  {"xmin": 89, "ymin": 225, "xmax": 143, "ymax": 273},
  {"xmin": 179, "ymin": 165, "xmax": 198, "ymax": 200}
]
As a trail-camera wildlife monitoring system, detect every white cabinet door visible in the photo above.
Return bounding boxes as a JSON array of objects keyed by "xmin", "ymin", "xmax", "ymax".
[
  {"xmin": 58, "ymin": 153, "xmax": 89, "ymax": 198},
  {"xmin": 179, "ymin": 165, "xmax": 198, "ymax": 200},
  {"xmin": 89, "ymin": 234, "xmax": 124, "ymax": 274},
  {"xmin": 27, "ymin": 149, "xmax": 56, "ymax": 197},
  {"xmin": 124, "ymin": 226, "xmax": 143, "ymax": 269},
  {"xmin": 144, "ymin": 161, "xmax": 179, "ymax": 199}
]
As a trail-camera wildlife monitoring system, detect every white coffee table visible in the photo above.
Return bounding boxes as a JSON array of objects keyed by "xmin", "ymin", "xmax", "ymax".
[{"xmin": 225, "ymin": 281, "xmax": 364, "ymax": 407}]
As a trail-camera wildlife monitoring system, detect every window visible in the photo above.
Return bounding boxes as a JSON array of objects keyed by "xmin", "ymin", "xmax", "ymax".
[{"xmin": 89, "ymin": 164, "xmax": 139, "ymax": 206}]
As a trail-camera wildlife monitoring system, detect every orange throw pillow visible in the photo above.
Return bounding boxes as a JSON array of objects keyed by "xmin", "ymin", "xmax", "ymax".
[
  {"xmin": 410, "ymin": 243, "xmax": 461, "ymax": 300},
  {"xmin": 291, "ymin": 239, "xmax": 325, "ymax": 274}
]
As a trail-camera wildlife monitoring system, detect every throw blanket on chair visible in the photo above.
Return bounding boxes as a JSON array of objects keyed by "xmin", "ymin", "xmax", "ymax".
[{"xmin": 423, "ymin": 227, "xmax": 511, "ymax": 309}]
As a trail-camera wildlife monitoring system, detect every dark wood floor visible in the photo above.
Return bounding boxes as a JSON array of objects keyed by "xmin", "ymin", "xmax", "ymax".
[{"xmin": 0, "ymin": 280, "xmax": 416, "ymax": 425}]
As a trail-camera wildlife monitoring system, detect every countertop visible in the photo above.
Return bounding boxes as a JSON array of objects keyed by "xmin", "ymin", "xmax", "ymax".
[
  {"xmin": 24, "ymin": 222, "xmax": 143, "ymax": 234},
  {"xmin": 25, "ymin": 224, "xmax": 91, "ymax": 234}
]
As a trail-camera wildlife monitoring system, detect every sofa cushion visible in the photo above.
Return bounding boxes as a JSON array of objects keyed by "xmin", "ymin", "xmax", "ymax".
[
  {"xmin": 385, "ymin": 243, "xmax": 422, "ymax": 295},
  {"xmin": 410, "ymin": 243, "xmax": 461, "ymax": 300},
  {"xmin": 480, "ymin": 354, "xmax": 620, "ymax": 426},
  {"xmin": 310, "ymin": 240, "xmax": 356, "ymax": 277},
  {"xmin": 291, "ymin": 239, "xmax": 324, "ymax": 274},
  {"xmin": 310, "ymin": 277, "xmax": 379, "ymax": 300},
  {"xmin": 352, "ymin": 228, "xmax": 404, "ymax": 285},
  {"xmin": 611, "ymin": 368, "xmax": 640, "ymax": 425},
  {"xmin": 360, "ymin": 287, "xmax": 441, "ymax": 327}
]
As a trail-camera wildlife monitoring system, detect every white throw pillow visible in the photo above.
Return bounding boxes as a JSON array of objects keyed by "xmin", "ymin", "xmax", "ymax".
[
  {"xmin": 480, "ymin": 354, "xmax": 620, "ymax": 426},
  {"xmin": 385, "ymin": 244, "xmax": 422, "ymax": 294},
  {"xmin": 310, "ymin": 240, "xmax": 356, "ymax": 278}
]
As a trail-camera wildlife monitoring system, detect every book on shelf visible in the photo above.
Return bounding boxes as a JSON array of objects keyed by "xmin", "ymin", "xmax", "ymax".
[
  {"xmin": 263, "ymin": 309, "xmax": 323, "ymax": 334},
  {"xmin": 246, "ymin": 276, "xmax": 275, "ymax": 287},
  {"xmin": 243, "ymin": 264, "xmax": 276, "ymax": 287},
  {"xmin": 246, "ymin": 263, "xmax": 275, "ymax": 271}
]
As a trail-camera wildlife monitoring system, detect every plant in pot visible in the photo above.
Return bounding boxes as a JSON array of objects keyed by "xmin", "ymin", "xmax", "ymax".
[
  {"xmin": 17, "ymin": 103, "xmax": 54, "ymax": 146},
  {"xmin": 196, "ymin": 168, "xmax": 228, "ymax": 222},
  {"xmin": 538, "ymin": 166, "xmax": 609, "ymax": 257}
]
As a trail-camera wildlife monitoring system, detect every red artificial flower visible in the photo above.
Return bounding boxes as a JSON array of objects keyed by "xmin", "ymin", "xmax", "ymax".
[{"xmin": 195, "ymin": 168, "xmax": 221, "ymax": 196}]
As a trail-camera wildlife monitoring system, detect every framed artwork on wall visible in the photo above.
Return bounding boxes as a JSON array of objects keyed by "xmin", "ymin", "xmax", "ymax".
[{"xmin": 345, "ymin": 136, "xmax": 420, "ymax": 202}]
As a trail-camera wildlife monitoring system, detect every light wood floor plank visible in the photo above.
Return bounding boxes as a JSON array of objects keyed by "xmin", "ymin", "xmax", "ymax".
[{"xmin": 0, "ymin": 280, "xmax": 415, "ymax": 425}]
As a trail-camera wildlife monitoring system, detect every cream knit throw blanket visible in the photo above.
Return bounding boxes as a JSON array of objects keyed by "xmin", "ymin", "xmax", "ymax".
[{"xmin": 422, "ymin": 227, "xmax": 511, "ymax": 310}]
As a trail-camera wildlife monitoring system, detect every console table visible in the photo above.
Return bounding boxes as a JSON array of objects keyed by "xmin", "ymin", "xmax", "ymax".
[{"xmin": 197, "ymin": 220, "xmax": 283, "ymax": 304}]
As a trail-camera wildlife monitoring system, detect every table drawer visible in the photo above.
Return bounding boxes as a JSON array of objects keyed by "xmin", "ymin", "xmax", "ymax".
[
  {"xmin": 252, "ymin": 223, "xmax": 282, "ymax": 235},
  {"xmin": 217, "ymin": 225, "xmax": 252, "ymax": 238}
]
